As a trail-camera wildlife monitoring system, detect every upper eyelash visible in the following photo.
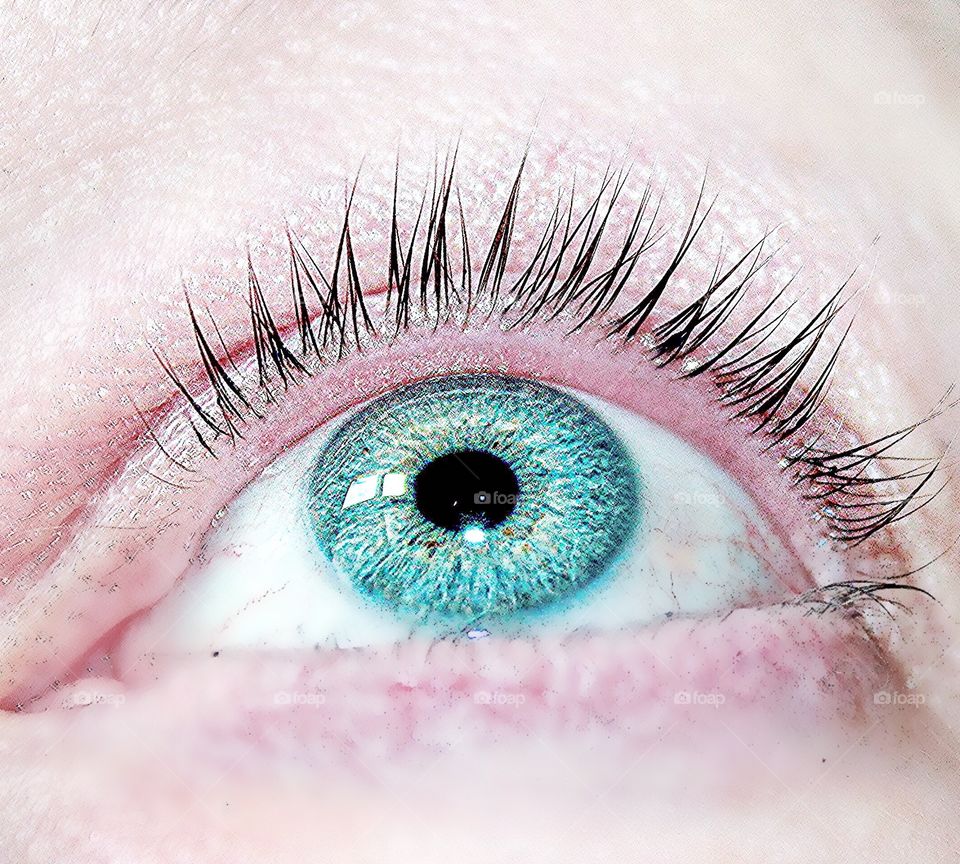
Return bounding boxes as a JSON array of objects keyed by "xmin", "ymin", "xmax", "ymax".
[{"xmin": 151, "ymin": 154, "xmax": 950, "ymax": 558}]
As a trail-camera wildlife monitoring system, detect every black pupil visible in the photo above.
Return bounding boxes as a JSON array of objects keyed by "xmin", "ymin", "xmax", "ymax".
[{"xmin": 413, "ymin": 449, "xmax": 520, "ymax": 531}]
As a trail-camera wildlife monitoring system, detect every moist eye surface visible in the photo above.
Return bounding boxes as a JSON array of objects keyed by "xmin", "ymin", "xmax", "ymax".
[{"xmin": 306, "ymin": 374, "xmax": 641, "ymax": 621}]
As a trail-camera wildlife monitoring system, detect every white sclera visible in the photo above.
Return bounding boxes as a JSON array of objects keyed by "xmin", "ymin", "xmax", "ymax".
[{"xmin": 120, "ymin": 386, "xmax": 802, "ymax": 655}]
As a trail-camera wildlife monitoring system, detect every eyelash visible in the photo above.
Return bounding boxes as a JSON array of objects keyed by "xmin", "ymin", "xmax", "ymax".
[{"xmin": 149, "ymin": 154, "xmax": 949, "ymax": 612}]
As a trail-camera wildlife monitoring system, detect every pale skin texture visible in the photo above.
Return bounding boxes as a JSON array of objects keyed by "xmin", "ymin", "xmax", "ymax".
[{"xmin": 2, "ymin": 1, "xmax": 960, "ymax": 862}]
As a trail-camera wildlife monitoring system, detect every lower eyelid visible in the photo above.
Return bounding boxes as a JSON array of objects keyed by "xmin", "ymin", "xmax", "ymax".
[{"xmin": 27, "ymin": 605, "xmax": 900, "ymax": 796}]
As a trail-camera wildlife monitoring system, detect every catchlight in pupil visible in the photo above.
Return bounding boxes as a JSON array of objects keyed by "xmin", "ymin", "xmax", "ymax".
[{"xmin": 414, "ymin": 449, "xmax": 520, "ymax": 531}]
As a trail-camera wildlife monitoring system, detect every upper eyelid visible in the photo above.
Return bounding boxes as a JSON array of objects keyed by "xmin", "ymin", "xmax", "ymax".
[
  {"xmin": 0, "ymin": 160, "xmax": 948, "ymax": 617},
  {"xmin": 151, "ymin": 160, "xmax": 946, "ymax": 552}
]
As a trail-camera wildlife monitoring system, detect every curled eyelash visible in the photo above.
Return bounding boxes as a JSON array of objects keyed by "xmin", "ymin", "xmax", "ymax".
[
  {"xmin": 791, "ymin": 531, "xmax": 959, "ymax": 619},
  {"xmin": 792, "ymin": 579, "xmax": 937, "ymax": 618},
  {"xmin": 152, "ymin": 155, "xmax": 951, "ymax": 574}
]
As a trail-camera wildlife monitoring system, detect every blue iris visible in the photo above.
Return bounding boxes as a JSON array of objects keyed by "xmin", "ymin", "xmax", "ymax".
[{"xmin": 306, "ymin": 375, "xmax": 640, "ymax": 622}]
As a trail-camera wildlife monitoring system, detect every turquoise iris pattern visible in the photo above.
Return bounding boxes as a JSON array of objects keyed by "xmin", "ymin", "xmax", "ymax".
[{"xmin": 306, "ymin": 375, "xmax": 640, "ymax": 622}]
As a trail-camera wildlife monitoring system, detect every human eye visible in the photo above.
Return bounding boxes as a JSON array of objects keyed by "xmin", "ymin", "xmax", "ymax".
[
  {"xmin": 123, "ymin": 369, "xmax": 812, "ymax": 654},
  {"xmin": 8, "ymin": 0, "xmax": 960, "ymax": 855},
  {"xmin": 2, "ymin": 150, "xmax": 956, "ymax": 864},
  {"xmin": 5, "ymin": 159, "xmax": 945, "ymax": 714}
]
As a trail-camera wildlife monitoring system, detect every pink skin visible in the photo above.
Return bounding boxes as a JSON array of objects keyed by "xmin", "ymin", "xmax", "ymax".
[
  {"xmin": 2, "ymin": 2, "xmax": 960, "ymax": 862},
  {"xmin": 30, "ymin": 609, "xmax": 896, "ymax": 784}
]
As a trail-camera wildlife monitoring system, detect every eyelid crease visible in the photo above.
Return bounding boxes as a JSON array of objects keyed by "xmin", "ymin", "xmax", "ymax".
[{"xmin": 153, "ymin": 156, "xmax": 950, "ymax": 553}]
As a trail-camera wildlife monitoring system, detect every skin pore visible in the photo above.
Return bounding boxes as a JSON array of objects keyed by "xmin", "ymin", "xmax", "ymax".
[{"xmin": 2, "ymin": 1, "xmax": 960, "ymax": 862}]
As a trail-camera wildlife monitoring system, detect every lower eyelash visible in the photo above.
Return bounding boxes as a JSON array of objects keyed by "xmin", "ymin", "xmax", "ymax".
[{"xmin": 149, "ymin": 154, "xmax": 951, "ymax": 609}]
